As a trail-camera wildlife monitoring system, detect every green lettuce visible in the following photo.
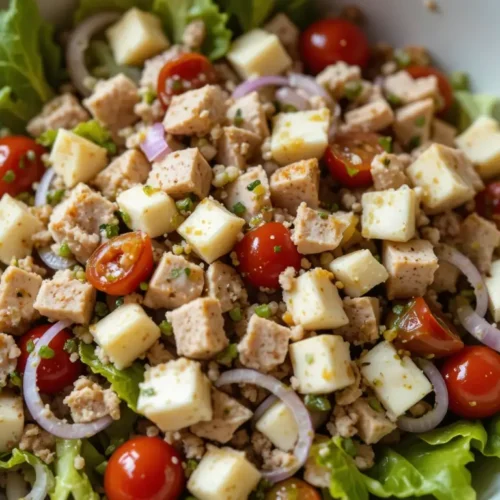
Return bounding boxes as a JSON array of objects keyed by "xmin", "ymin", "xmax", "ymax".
[
  {"xmin": 72, "ymin": 120, "xmax": 117, "ymax": 155},
  {"xmin": 453, "ymin": 91, "xmax": 500, "ymax": 132}
]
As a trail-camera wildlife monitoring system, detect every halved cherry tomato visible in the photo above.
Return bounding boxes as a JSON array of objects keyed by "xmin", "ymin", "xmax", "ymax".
[
  {"xmin": 0, "ymin": 136, "xmax": 46, "ymax": 198},
  {"xmin": 235, "ymin": 222, "xmax": 301, "ymax": 289},
  {"xmin": 266, "ymin": 478, "xmax": 321, "ymax": 500},
  {"xmin": 406, "ymin": 65, "xmax": 454, "ymax": 115},
  {"xmin": 17, "ymin": 325, "xmax": 83, "ymax": 394},
  {"xmin": 86, "ymin": 231, "xmax": 154, "ymax": 296},
  {"xmin": 475, "ymin": 181, "xmax": 500, "ymax": 228},
  {"xmin": 388, "ymin": 297, "xmax": 464, "ymax": 358},
  {"xmin": 157, "ymin": 53, "xmax": 217, "ymax": 108},
  {"xmin": 300, "ymin": 18, "xmax": 370, "ymax": 74},
  {"xmin": 441, "ymin": 346, "xmax": 500, "ymax": 418},
  {"xmin": 105, "ymin": 436, "xmax": 185, "ymax": 500},
  {"xmin": 324, "ymin": 132, "xmax": 383, "ymax": 188}
]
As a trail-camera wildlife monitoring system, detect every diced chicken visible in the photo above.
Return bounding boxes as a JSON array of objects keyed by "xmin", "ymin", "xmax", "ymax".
[
  {"xmin": 383, "ymin": 70, "xmax": 439, "ymax": 104},
  {"xmin": 335, "ymin": 297, "xmax": 380, "ymax": 346},
  {"xmin": 264, "ymin": 13, "xmax": 300, "ymax": 58},
  {"xmin": 205, "ymin": 261, "xmax": 248, "ymax": 313},
  {"xmin": 431, "ymin": 260, "xmax": 460, "ymax": 293},
  {"xmin": 0, "ymin": 333, "xmax": 20, "ymax": 386},
  {"xmin": 343, "ymin": 100, "xmax": 394, "ymax": 133},
  {"xmin": 216, "ymin": 126, "xmax": 261, "ymax": 170},
  {"xmin": 226, "ymin": 92, "xmax": 270, "ymax": 139},
  {"xmin": 140, "ymin": 46, "xmax": 188, "ymax": 89},
  {"xmin": 349, "ymin": 398, "xmax": 396, "ymax": 445},
  {"xmin": 432, "ymin": 118, "xmax": 457, "ymax": 147},
  {"xmin": 316, "ymin": 62, "xmax": 361, "ymax": 99},
  {"xmin": 370, "ymin": 152, "xmax": 409, "ymax": 190},
  {"xmin": 393, "ymin": 98, "xmax": 434, "ymax": 147}
]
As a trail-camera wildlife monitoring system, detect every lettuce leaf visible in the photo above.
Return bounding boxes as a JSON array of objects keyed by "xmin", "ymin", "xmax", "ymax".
[
  {"xmin": 74, "ymin": 0, "xmax": 154, "ymax": 23},
  {"xmin": 453, "ymin": 91, "xmax": 500, "ymax": 132},
  {"xmin": 72, "ymin": 120, "xmax": 117, "ymax": 155}
]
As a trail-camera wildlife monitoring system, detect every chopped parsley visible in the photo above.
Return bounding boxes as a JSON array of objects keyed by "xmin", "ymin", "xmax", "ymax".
[
  {"xmin": 143, "ymin": 185, "xmax": 158, "ymax": 196},
  {"xmin": 159, "ymin": 320, "xmax": 173, "ymax": 337},
  {"xmin": 305, "ymin": 353, "xmax": 314, "ymax": 364},
  {"xmin": 255, "ymin": 304, "xmax": 271, "ymax": 318},
  {"xmin": 247, "ymin": 179, "xmax": 261, "ymax": 191},
  {"xmin": 117, "ymin": 210, "xmax": 131, "ymax": 226},
  {"xmin": 232, "ymin": 202, "xmax": 246, "ymax": 216},
  {"xmin": 36, "ymin": 129, "xmax": 58, "ymax": 147},
  {"xmin": 273, "ymin": 245, "xmax": 282, "ymax": 253},
  {"xmin": 368, "ymin": 397, "xmax": 384, "ymax": 413},
  {"xmin": 344, "ymin": 80, "xmax": 362, "ymax": 101},
  {"xmin": 216, "ymin": 343, "xmax": 238, "ymax": 365},
  {"xmin": 142, "ymin": 388, "xmax": 156, "ymax": 397},
  {"xmin": 394, "ymin": 48, "xmax": 411, "ymax": 68},
  {"xmin": 345, "ymin": 165, "xmax": 359, "ymax": 177},
  {"xmin": 229, "ymin": 307, "xmax": 242, "ymax": 322},
  {"xmin": 9, "ymin": 371, "xmax": 22, "ymax": 388},
  {"xmin": 171, "ymin": 79, "xmax": 184, "ymax": 92},
  {"xmin": 142, "ymin": 88, "xmax": 157, "ymax": 105},
  {"xmin": 99, "ymin": 223, "xmax": 120, "ymax": 238},
  {"xmin": 170, "ymin": 268, "xmax": 190, "ymax": 279},
  {"xmin": 94, "ymin": 301, "xmax": 109, "ymax": 317},
  {"xmin": 282, "ymin": 104, "xmax": 298, "ymax": 113},
  {"xmin": 46, "ymin": 189, "xmax": 65, "ymax": 205},
  {"xmin": 95, "ymin": 460, "xmax": 108, "ymax": 475},
  {"xmin": 414, "ymin": 116, "xmax": 426, "ymax": 127},
  {"xmin": 318, "ymin": 211, "xmax": 329, "ymax": 220},
  {"xmin": 26, "ymin": 340, "xmax": 35, "ymax": 353},
  {"xmin": 64, "ymin": 339, "xmax": 78, "ymax": 354},
  {"xmin": 234, "ymin": 108, "xmax": 244, "ymax": 126},
  {"xmin": 185, "ymin": 459, "xmax": 199, "ymax": 476},
  {"xmin": 176, "ymin": 197, "xmax": 194, "ymax": 213},
  {"xmin": 378, "ymin": 136, "xmax": 393, "ymax": 153},
  {"xmin": 2, "ymin": 169, "xmax": 15, "ymax": 183},
  {"xmin": 304, "ymin": 394, "xmax": 331, "ymax": 412},
  {"xmin": 392, "ymin": 304, "xmax": 405, "ymax": 315},
  {"xmin": 58, "ymin": 242, "xmax": 72, "ymax": 258},
  {"xmin": 139, "ymin": 282, "xmax": 149, "ymax": 291},
  {"xmin": 386, "ymin": 93, "xmax": 402, "ymax": 107},
  {"xmin": 39, "ymin": 345, "xmax": 55, "ymax": 359},
  {"xmin": 408, "ymin": 135, "xmax": 421, "ymax": 150}
]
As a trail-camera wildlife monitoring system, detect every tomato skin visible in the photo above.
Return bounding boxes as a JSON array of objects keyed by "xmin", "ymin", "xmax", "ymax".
[
  {"xmin": 441, "ymin": 346, "xmax": 500, "ymax": 418},
  {"xmin": 17, "ymin": 325, "xmax": 83, "ymax": 394},
  {"xmin": 235, "ymin": 222, "xmax": 301, "ymax": 289},
  {"xmin": 0, "ymin": 136, "xmax": 46, "ymax": 197},
  {"xmin": 266, "ymin": 478, "xmax": 321, "ymax": 500},
  {"xmin": 300, "ymin": 18, "xmax": 370, "ymax": 74},
  {"xmin": 105, "ymin": 436, "xmax": 185, "ymax": 500},
  {"xmin": 475, "ymin": 181, "xmax": 500, "ymax": 228},
  {"xmin": 86, "ymin": 231, "xmax": 154, "ymax": 296}
]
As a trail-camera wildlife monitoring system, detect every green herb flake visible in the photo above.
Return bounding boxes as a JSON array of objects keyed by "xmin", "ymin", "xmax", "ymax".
[
  {"xmin": 58, "ymin": 242, "xmax": 71, "ymax": 258},
  {"xmin": 26, "ymin": 340, "xmax": 35, "ymax": 354},
  {"xmin": 318, "ymin": 211, "xmax": 329, "ymax": 220},
  {"xmin": 247, "ymin": 179, "xmax": 262, "ymax": 191},
  {"xmin": 143, "ymin": 185, "xmax": 158, "ymax": 196},
  {"xmin": 118, "ymin": 210, "xmax": 131, "ymax": 226},
  {"xmin": 216, "ymin": 343, "xmax": 239, "ymax": 365},
  {"xmin": 37, "ymin": 129, "xmax": 58, "ymax": 148},
  {"xmin": 170, "ymin": 268, "xmax": 184, "ymax": 279},
  {"xmin": 46, "ymin": 189, "xmax": 65, "ymax": 205},
  {"xmin": 99, "ymin": 223, "xmax": 120, "ymax": 239},
  {"xmin": 232, "ymin": 202, "xmax": 246, "ymax": 216},
  {"xmin": 229, "ymin": 307, "xmax": 242, "ymax": 322},
  {"xmin": 159, "ymin": 320, "xmax": 173, "ymax": 337},
  {"xmin": 2, "ymin": 169, "xmax": 15, "ymax": 183},
  {"xmin": 392, "ymin": 304, "xmax": 405, "ymax": 315},
  {"xmin": 345, "ymin": 165, "xmax": 359, "ymax": 177},
  {"xmin": 394, "ymin": 49, "xmax": 411, "ymax": 68},
  {"xmin": 94, "ymin": 301, "xmax": 109, "ymax": 317},
  {"xmin": 176, "ymin": 197, "xmax": 194, "ymax": 213},
  {"xmin": 63, "ymin": 338, "xmax": 78, "ymax": 354},
  {"xmin": 273, "ymin": 245, "xmax": 282, "ymax": 253},
  {"xmin": 234, "ymin": 108, "xmax": 244, "ymax": 126},
  {"xmin": 408, "ymin": 135, "xmax": 422, "ymax": 150},
  {"xmin": 415, "ymin": 116, "xmax": 426, "ymax": 127},
  {"xmin": 115, "ymin": 297, "xmax": 124, "ymax": 307},
  {"xmin": 304, "ymin": 394, "xmax": 331, "ymax": 412},
  {"xmin": 383, "ymin": 157, "xmax": 391, "ymax": 167},
  {"xmin": 139, "ymin": 282, "xmax": 149, "ymax": 291},
  {"xmin": 9, "ymin": 370, "xmax": 22, "ymax": 387},
  {"xmin": 342, "ymin": 437, "xmax": 358, "ymax": 457},
  {"xmin": 142, "ymin": 387, "xmax": 156, "ymax": 397},
  {"xmin": 305, "ymin": 353, "xmax": 314, "ymax": 364},
  {"xmin": 387, "ymin": 93, "xmax": 402, "ymax": 107},
  {"xmin": 171, "ymin": 79, "xmax": 184, "ymax": 92},
  {"xmin": 39, "ymin": 345, "xmax": 55, "ymax": 359},
  {"xmin": 378, "ymin": 136, "xmax": 393, "ymax": 153},
  {"xmin": 142, "ymin": 88, "xmax": 157, "ymax": 105},
  {"xmin": 255, "ymin": 304, "xmax": 271, "ymax": 318},
  {"xmin": 95, "ymin": 460, "xmax": 108, "ymax": 475},
  {"xmin": 368, "ymin": 397, "xmax": 384, "ymax": 413},
  {"xmin": 283, "ymin": 104, "xmax": 298, "ymax": 113},
  {"xmin": 344, "ymin": 80, "xmax": 362, "ymax": 101}
]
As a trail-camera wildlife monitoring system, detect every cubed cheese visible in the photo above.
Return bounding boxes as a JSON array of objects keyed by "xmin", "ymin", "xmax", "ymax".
[
  {"xmin": 329, "ymin": 249, "xmax": 389, "ymax": 297},
  {"xmin": 106, "ymin": 8, "xmax": 170, "ymax": 66},
  {"xmin": 456, "ymin": 116, "xmax": 500, "ymax": 179},
  {"xmin": 360, "ymin": 341, "xmax": 433, "ymax": 417},
  {"xmin": 284, "ymin": 268, "xmax": 349, "ymax": 330},
  {"xmin": 361, "ymin": 186, "xmax": 417, "ymax": 242},
  {"xmin": 255, "ymin": 401, "xmax": 298, "ymax": 451},
  {"xmin": 0, "ymin": 392, "xmax": 23, "ymax": 453},
  {"xmin": 188, "ymin": 446, "xmax": 261, "ymax": 500},
  {"xmin": 289, "ymin": 334, "xmax": 355, "ymax": 394},
  {"xmin": 91, "ymin": 303, "xmax": 160, "ymax": 369},
  {"xmin": 117, "ymin": 185, "xmax": 180, "ymax": 238},
  {"xmin": 227, "ymin": 29, "xmax": 291, "ymax": 79},
  {"xmin": 138, "ymin": 358, "xmax": 212, "ymax": 432},
  {"xmin": 271, "ymin": 109, "xmax": 330, "ymax": 166},
  {"xmin": 50, "ymin": 129, "xmax": 108, "ymax": 188},
  {"xmin": 0, "ymin": 195, "xmax": 43, "ymax": 265},
  {"xmin": 177, "ymin": 198, "xmax": 245, "ymax": 263},
  {"xmin": 486, "ymin": 260, "xmax": 500, "ymax": 322}
]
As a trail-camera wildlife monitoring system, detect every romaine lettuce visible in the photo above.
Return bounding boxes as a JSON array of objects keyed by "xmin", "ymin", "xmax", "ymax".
[{"xmin": 453, "ymin": 91, "xmax": 500, "ymax": 131}]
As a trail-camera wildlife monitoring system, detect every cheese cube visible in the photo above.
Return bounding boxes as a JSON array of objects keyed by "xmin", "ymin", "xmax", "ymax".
[
  {"xmin": 486, "ymin": 260, "xmax": 500, "ymax": 322},
  {"xmin": 91, "ymin": 303, "xmax": 160, "ymax": 369},
  {"xmin": 0, "ymin": 195, "xmax": 43, "ymax": 265},
  {"xmin": 177, "ymin": 198, "xmax": 245, "ymax": 264},
  {"xmin": 138, "ymin": 358, "xmax": 212, "ymax": 432},
  {"xmin": 289, "ymin": 334, "xmax": 355, "ymax": 394},
  {"xmin": 227, "ymin": 29, "xmax": 291, "ymax": 79},
  {"xmin": 255, "ymin": 401, "xmax": 298, "ymax": 451},
  {"xmin": 360, "ymin": 341, "xmax": 433, "ymax": 417},
  {"xmin": 188, "ymin": 446, "xmax": 261, "ymax": 500},
  {"xmin": 106, "ymin": 8, "xmax": 170, "ymax": 66},
  {"xmin": 0, "ymin": 392, "xmax": 24, "ymax": 453},
  {"xmin": 117, "ymin": 185, "xmax": 180, "ymax": 238},
  {"xmin": 271, "ymin": 109, "xmax": 330, "ymax": 166},
  {"xmin": 50, "ymin": 130, "xmax": 108, "ymax": 188},
  {"xmin": 456, "ymin": 116, "xmax": 500, "ymax": 179},
  {"xmin": 329, "ymin": 249, "xmax": 389, "ymax": 297},
  {"xmin": 284, "ymin": 268, "xmax": 349, "ymax": 330},
  {"xmin": 361, "ymin": 186, "xmax": 417, "ymax": 242}
]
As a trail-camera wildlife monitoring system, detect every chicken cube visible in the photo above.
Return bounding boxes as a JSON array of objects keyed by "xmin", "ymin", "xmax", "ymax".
[
  {"xmin": 431, "ymin": 260, "xmax": 460, "ymax": 293},
  {"xmin": 226, "ymin": 92, "xmax": 270, "ymax": 139},
  {"xmin": 216, "ymin": 126, "xmax": 261, "ymax": 170},
  {"xmin": 432, "ymin": 118, "xmax": 457, "ymax": 147},
  {"xmin": 335, "ymin": 297, "xmax": 380, "ymax": 346},
  {"xmin": 383, "ymin": 70, "xmax": 439, "ymax": 104},
  {"xmin": 205, "ymin": 261, "xmax": 247, "ymax": 313},
  {"xmin": 393, "ymin": 98, "xmax": 434, "ymax": 147},
  {"xmin": 349, "ymin": 398, "xmax": 396, "ymax": 445},
  {"xmin": 344, "ymin": 100, "xmax": 394, "ymax": 133},
  {"xmin": 316, "ymin": 62, "xmax": 361, "ymax": 99},
  {"xmin": 370, "ymin": 152, "xmax": 409, "ymax": 190}
]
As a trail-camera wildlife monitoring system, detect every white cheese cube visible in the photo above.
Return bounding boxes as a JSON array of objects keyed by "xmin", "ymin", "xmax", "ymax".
[
  {"xmin": 50, "ymin": 129, "xmax": 108, "ymax": 188},
  {"xmin": 284, "ymin": 268, "xmax": 348, "ymax": 330},
  {"xmin": 0, "ymin": 392, "xmax": 24, "ymax": 453},
  {"xmin": 227, "ymin": 29, "xmax": 291, "ymax": 79},
  {"xmin": 177, "ymin": 198, "xmax": 245, "ymax": 264},
  {"xmin": 486, "ymin": 260, "xmax": 500, "ymax": 322},
  {"xmin": 329, "ymin": 249, "xmax": 389, "ymax": 297},
  {"xmin": 271, "ymin": 108, "xmax": 330, "ymax": 165},
  {"xmin": 117, "ymin": 185, "xmax": 180, "ymax": 238},
  {"xmin": 361, "ymin": 186, "xmax": 417, "ymax": 242},
  {"xmin": 106, "ymin": 8, "xmax": 170, "ymax": 66},
  {"xmin": 188, "ymin": 446, "xmax": 261, "ymax": 500},
  {"xmin": 138, "ymin": 358, "xmax": 212, "ymax": 432},
  {"xmin": 456, "ymin": 116, "xmax": 500, "ymax": 179},
  {"xmin": 289, "ymin": 334, "xmax": 355, "ymax": 394},
  {"xmin": 91, "ymin": 303, "xmax": 160, "ymax": 369},
  {"xmin": 360, "ymin": 341, "xmax": 433, "ymax": 417},
  {"xmin": 0, "ymin": 195, "xmax": 43, "ymax": 265},
  {"xmin": 255, "ymin": 400, "xmax": 298, "ymax": 451}
]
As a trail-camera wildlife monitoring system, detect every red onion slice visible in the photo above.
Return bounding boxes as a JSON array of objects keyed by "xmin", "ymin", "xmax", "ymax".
[
  {"xmin": 275, "ymin": 87, "xmax": 309, "ymax": 111},
  {"xmin": 23, "ymin": 320, "xmax": 113, "ymax": 439},
  {"xmin": 66, "ymin": 12, "xmax": 121, "ymax": 96},
  {"xmin": 37, "ymin": 247, "xmax": 76, "ymax": 270},
  {"xmin": 232, "ymin": 76, "xmax": 289, "ymax": 99},
  {"xmin": 34, "ymin": 168, "xmax": 56, "ymax": 207},
  {"xmin": 216, "ymin": 369, "xmax": 314, "ymax": 483},
  {"xmin": 25, "ymin": 464, "xmax": 50, "ymax": 500},
  {"xmin": 288, "ymin": 73, "xmax": 333, "ymax": 105},
  {"xmin": 456, "ymin": 302, "xmax": 500, "ymax": 352},
  {"xmin": 397, "ymin": 359, "xmax": 448, "ymax": 433},
  {"xmin": 140, "ymin": 123, "xmax": 172, "ymax": 162}
]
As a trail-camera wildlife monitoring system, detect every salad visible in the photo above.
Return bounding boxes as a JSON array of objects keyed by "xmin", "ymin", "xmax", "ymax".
[{"xmin": 1, "ymin": 0, "xmax": 500, "ymax": 499}]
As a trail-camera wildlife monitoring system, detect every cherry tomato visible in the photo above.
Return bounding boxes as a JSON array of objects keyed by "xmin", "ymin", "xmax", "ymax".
[
  {"xmin": 86, "ymin": 231, "xmax": 154, "ymax": 296},
  {"xmin": 17, "ymin": 325, "xmax": 83, "ymax": 394},
  {"xmin": 235, "ymin": 222, "xmax": 301, "ymax": 289},
  {"xmin": 441, "ymin": 346, "xmax": 500, "ymax": 418},
  {"xmin": 406, "ymin": 65, "xmax": 454, "ymax": 115},
  {"xmin": 105, "ymin": 436, "xmax": 185, "ymax": 500},
  {"xmin": 157, "ymin": 53, "xmax": 217, "ymax": 108},
  {"xmin": 389, "ymin": 297, "xmax": 464, "ymax": 358},
  {"xmin": 266, "ymin": 478, "xmax": 321, "ymax": 500},
  {"xmin": 300, "ymin": 18, "xmax": 370, "ymax": 74},
  {"xmin": 0, "ymin": 136, "xmax": 46, "ymax": 198},
  {"xmin": 475, "ymin": 181, "xmax": 500, "ymax": 228},
  {"xmin": 324, "ymin": 132, "xmax": 383, "ymax": 188}
]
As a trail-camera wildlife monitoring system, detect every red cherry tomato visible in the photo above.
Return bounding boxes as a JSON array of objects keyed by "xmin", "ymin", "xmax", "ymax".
[
  {"xmin": 157, "ymin": 53, "xmax": 217, "ymax": 108},
  {"xmin": 0, "ymin": 136, "xmax": 46, "ymax": 198},
  {"xmin": 235, "ymin": 222, "xmax": 301, "ymax": 289},
  {"xmin": 86, "ymin": 231, "xmax": 154, "ymax": 296},
  {"xmin": 324, "ymin": 132, "xmax": 383, "ymax": 188},
  {"xmin": 17, "ymin": 325, "xmax": 83, "ymax": 394},
  {"xmin": 300, "ymin": 18, "xmax": 370, "ymax": 74},
  {"xmin": 266, "ymin": 478, "xmax": 321, "ymax": 500},
  {"xmin": 390, "ymin": 297, "xmax": 464, "ymax": 358},
  {"xmin": 475, "ymin": 181, "xmax": 500, "ymax": 228},
  {"xmin": 105, "ymin": 436, "xmax": 185, "ymax": 500},
  {"xmin": 441, "ymin": 346, "xmax": 500, "ymax": 418},
  {"xmin": 406, "ymin": 65, "xmax": 454, "ymax": 115}
]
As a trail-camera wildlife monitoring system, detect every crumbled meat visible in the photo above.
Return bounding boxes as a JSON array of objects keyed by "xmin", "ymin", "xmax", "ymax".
[
  {"xmin": 355, "ymin": 443, "xmax": 375, "ymax": 470},
  {"xmin": 230, "ymin": 429, "xmax": 250, "ymax": 449},
  {"xmin": 262, "ymin": 449, "xmax": 297, "ymax": 471},
  {"xmin": 348, "ymin": 398, "xmax": 396, "ymax": 444},
  {"xmin": 205, "ymin": 261, "xmax": 248, "ymax": 313},
  {"xmin": 327, "ymin": 405, "xmax": 358, "ymax": 438},
  {"xmin": 393, "ymin": 98, "xmax": 434, "ymax": 147},
  {"xmin": 370, "ymin": 153, "xmax": 409, "ymax": 190},
  {"xmin": 336, "ymin": 363, "xmax": 363, "ymax": 406},
  {"xmin": 432, "ymin": 260, "xmax": 460, "ymax": 293},
  {"xmin": 134, "ymin": 98, "xmax": 165, "ymax": 124},
  {"xmin": 432, "ymin": 211, "xmax": 462, "ymax": 242},
  {"xmin": 19, "ymin": 424, "xmax": 56, "ymax": 464},
  {"xmin": 336, "ymin": 297, "xmax": 380, "ymax": 346},
  {"xmin": 15, "ymin": 256, "xmax": 46, "ymax": 277},
  {"xmin": 0, "ymin": 333, "xmax": 20, "ymax": 386},
  {"xmin": 182, "ymin": 20, "xmax": 206, "ymax": 49},
  {"xmin": 146, "ymin": 340, "xmax": 175, "ymax": 366},
  {"xmin": 226, "ymin": 92, "xmax": 270, "ymax": 140},
  {"xmin": 216, "ymin": 126, "xmax": 261, "ymax": 170}
]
